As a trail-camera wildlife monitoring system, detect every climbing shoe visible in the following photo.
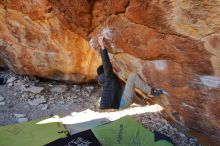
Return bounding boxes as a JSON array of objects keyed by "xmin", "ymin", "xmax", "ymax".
[{"xmin": 151, "ymin": 88, "xmax": 163, "ymax": 97}]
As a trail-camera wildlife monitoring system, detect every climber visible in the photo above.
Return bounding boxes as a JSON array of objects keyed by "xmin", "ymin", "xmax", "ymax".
[{"xmin": 97, "ymin": 36, "xmax": 163, "ymax": 110}]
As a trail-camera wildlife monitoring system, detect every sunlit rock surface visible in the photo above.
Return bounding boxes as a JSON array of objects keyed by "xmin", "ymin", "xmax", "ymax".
[
  {"xmin": 0, "ymin": 0, "xmax": 219, "ymax": 143},
  {"xmin": 0, "ymin": 1, "xmax": 101, "ymax": 83}
]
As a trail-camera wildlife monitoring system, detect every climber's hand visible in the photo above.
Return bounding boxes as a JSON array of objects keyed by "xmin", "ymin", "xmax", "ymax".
[{"xmin": 98, "ymin": 36, "xmax": 105, "ymax": 49}]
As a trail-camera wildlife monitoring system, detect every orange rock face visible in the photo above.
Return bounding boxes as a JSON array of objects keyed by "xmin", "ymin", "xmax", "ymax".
[
  {"xmin": 0, "ymin": 0, "xmax": 101, "ymax": 83},
  {"xmin": 0, "ymin": 0, "xmax": 220, "ymax": 143}
]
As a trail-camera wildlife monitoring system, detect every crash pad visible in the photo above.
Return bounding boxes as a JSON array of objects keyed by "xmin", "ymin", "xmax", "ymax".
[
  {"xmin": 45, "ymin": 129, "xmax": 101, "ymax": 146},
  {"xmin": 0, "ymin": 117, "xmax": 68, "ymax": 146},
  {"xmin": 92, "ymin": 116, "xmax": 173, "ymax": 146}
]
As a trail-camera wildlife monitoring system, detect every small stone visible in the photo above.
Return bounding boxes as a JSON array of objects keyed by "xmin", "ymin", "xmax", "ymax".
[
  {"xmin": 28, "ymin": 96, "xmax": 46, "ymax": 106},
  {"xmin": 86, "ymin": 86, "xmax": 94, "ymax": 91},
  {"xmin": 72, "ymin": 96, "xmax": 78, "ymax": 99},
  {"xmin": 48, "ymin": 99, "xmax": 55, "ymax": 104},
  {"xmin": 6, "ymin": 100, "xmax": 11, "ymax": 104},
  {"xmin": 50, "ymin": 85, "xmax": 68, "ymax": 93},
  {"xmin": 179, "ymin": 133, "xmax": 186, "ymax": 138},
  {"xmin": 35, "ymin": 94, "xmax": 41, "ymax": 98},
  {"xmin": 17, "ymin": 118, "xmax": 28, "ymax": 123},
  {"xmin": 73, "ymin": 85, "xmax": 78, "ymax": 89},
  {"xmin": 60, "ymin": 96, "xmax": 64, "ymax": 100},
  {"xmin": 173, "ymin": 128, "xmax": 178, "ymax": 132},
  {"xmin": 14, "ymin": 114, "xmax": 26, "ymax": 118},
  {"xmin": 14, "ymin": 80, "xmax": 24, "ymax": 86},
  {"xmin": 24, "ymin": 104, "xmax": 29, "ymax": 108},
  {"xmin": 85, "ymin": 86, "xmax": 94, "ymax": 93},
  {"xmin": 0, "ymin": 101, "xmax": 6, "ymax": 105},
  {"xmin": 78, "ymin": 98, "xmax": 83, "ymax": 102},
  {"xmin": 7, "ymin": 77, "xmax": 16, "ymax": 83},
  {"xmin": 29, "ymin": 96, "xmax": 35, "ymax": 100},
  {"xmin": 58, "ymin": 100, "xmax": 64, "ymax": 104},
  {"xmin": 8, "ymin": 82, "xmax": 13, "ymax": 87},
  {"xmin": 23, "ymin": 86, "xmax": 44, "ymax": 94},
  {"xmin": 0, "ymin": 95, "xmax": 4, "ymax": 102},
  {"xmin": 39, "ymin": 104, "xmax": 48, "ymax": 110}
]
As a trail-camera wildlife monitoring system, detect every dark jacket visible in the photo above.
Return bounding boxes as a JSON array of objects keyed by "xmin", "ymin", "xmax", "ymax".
[{"xmin": 100, "ymin": 49, "xmax": 122, "ymax": 109}]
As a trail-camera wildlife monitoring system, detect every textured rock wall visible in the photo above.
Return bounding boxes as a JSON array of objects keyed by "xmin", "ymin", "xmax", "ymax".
[
  {"xmin": 0, "ymin": 0, "xmax": 101, "ymax": 83},
  {"xmin": 0, "ymin": 0, "xmax": 219, "ymax": 142},
  {"xmin": 50, "ymin": 0, "xmax": 220, "ymax": 141}
]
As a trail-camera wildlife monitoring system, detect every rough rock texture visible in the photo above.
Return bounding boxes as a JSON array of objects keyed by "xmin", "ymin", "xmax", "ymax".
[
  {"xmin": 0, "ymin": 0, "xmax": 220, "ymax": 143},
  {"xmin": 0, "ymin": 58, "xmax": 5, "ymax": 67},
  {"xmin": 51, "ymin": 0, "xmax": 220, "ymax": 142},
  {"xmin": 0, "ymin": 0, "xmax": 101, "ymax": 83}
]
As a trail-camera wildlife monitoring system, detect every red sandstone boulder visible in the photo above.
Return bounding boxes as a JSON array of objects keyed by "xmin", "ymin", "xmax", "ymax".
[
  {"xmin": 89, "ymin": 14, "xmax": 220, "ymax": 140},
  {"xmin": 0, "ymin": 1, "xmax": 101, "ymax": 83}
]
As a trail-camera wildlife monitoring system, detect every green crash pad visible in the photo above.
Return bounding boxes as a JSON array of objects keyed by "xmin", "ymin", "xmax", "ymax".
[
  {"xmin": 0, "ymin": 117, "xmax": 68, "ymax": 146},
  {"xmin": 92, "ymin": 116, "xmax": 173, "ymax": 146}
]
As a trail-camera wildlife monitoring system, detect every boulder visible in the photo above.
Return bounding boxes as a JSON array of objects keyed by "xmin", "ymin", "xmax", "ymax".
[
  {"xmin": 87, "ymin": 1, "xmax": 220, "ymax": 142},
  {"xmin": 0, "ymin": 1, "xmax": 101, "ymax": 83},
  {"xmin": 0, "ymin": 0, "xmax": 219, "ymax": 143}
]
